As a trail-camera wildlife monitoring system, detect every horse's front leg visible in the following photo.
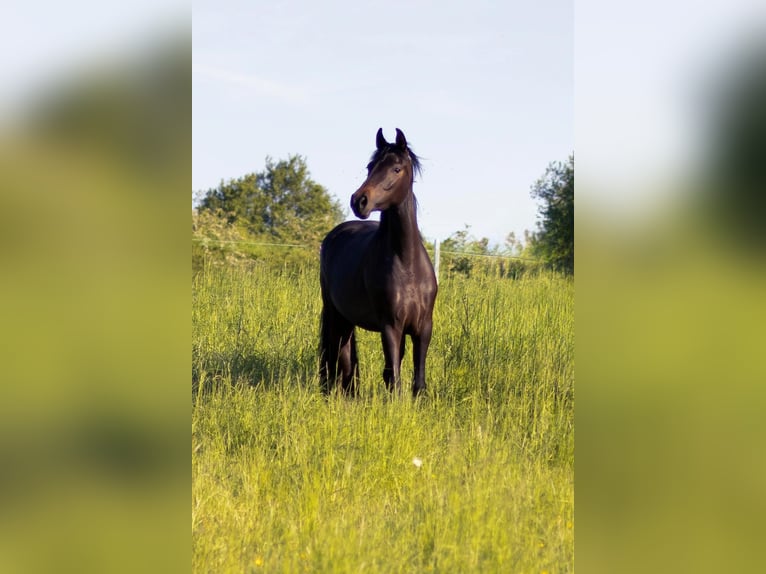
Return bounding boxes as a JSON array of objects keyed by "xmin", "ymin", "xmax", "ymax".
[
  {"xmin": 412, "ymin": 321, "xmax": 432, "ymax": 397},
  {"xmin": 381, "ymin": 325, "xmax": 403, "ymax": 395}
]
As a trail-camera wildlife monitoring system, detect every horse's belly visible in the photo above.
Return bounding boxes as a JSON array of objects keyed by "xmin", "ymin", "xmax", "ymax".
[{"xmin": 331, "ymin": 290, "xmax": 383, "ymax": 332}]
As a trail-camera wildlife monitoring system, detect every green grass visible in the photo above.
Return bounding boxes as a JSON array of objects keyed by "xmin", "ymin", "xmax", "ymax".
[{"xmin": 192, "ymin": 261, "xmax": 573, "ymax": 573}]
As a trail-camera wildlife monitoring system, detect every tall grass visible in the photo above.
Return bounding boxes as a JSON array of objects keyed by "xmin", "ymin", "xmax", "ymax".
[{"xmin": 192, "ymin": 260, "xmax": 573, "ymax": 572}]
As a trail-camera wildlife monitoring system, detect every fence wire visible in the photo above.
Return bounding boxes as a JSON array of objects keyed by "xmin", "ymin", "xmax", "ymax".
[{"xmin": 192, "ymin": 237, "xmax": 541, "ymax": 263}]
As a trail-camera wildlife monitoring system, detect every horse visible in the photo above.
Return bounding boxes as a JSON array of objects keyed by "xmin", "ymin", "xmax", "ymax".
[{"xmin": 319, "ymin": 128, "xmax": 438, "ymax": 397}]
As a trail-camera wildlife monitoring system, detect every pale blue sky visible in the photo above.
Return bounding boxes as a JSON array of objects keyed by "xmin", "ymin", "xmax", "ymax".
[
  {"xmin": 193, "ymin": 0, "xmax": 573, "ymax": 244},
  {"xmin": 4, "ymin": 1, "xmax": 760, "ymax": 243}
]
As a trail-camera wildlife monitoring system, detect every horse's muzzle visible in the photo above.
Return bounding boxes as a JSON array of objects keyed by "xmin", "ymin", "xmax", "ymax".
[{"xmin": 351, "ymin": 192, "xmax": 370, "ymax": 219}]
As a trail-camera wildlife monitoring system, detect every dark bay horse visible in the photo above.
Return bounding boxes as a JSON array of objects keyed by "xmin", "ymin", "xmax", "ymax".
[{"xmin": 319, "ymin": 128, "xmax": 437, "ymax": 397}]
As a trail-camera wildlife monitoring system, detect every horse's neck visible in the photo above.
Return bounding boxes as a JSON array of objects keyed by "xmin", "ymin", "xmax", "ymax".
[{"xmin": 379, "ymin": 190, "xmax": 421, "ymax": 262}]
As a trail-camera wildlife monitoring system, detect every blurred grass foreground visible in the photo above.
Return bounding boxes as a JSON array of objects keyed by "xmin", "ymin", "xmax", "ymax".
[
  {"xmin": 0, "ymin": 25, "xmax": 189, "ymax": 573},
  {"xmin": 576, "ymin": 31, "xmax": 766, "ymax": 574}
]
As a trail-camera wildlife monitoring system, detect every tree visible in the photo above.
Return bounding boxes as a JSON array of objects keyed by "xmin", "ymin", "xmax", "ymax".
[
  {"xmin": 703, "ymin": 46, "xmax": 766, "ymax": 251},
  {"xmin": 530, "ymin": 155, "xmax": 574, "ymax": 274},
  {"xmin": 502, "ymin": 231, "xmax": 532, "ymax": 258},
  {"xmin": 440, "ymin": 225, "xmax": 491, "ymax": 277},
  {"xmin": 198, "ymin": 155, "xmax": 344, "ymax": 245}
]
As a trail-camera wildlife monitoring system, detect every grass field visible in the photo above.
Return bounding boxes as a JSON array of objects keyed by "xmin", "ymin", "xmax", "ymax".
[{"xmin": 192, "ymin": 260, "xmax": 574, "ymax": 573}]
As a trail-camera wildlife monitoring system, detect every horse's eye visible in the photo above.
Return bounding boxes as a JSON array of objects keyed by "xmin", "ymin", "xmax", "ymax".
[{"xmin": 393, "ymin": 167, "xmax": 401, "ymax": 174}]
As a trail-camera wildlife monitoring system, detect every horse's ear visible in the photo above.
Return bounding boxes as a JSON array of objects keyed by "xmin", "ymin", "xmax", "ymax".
[
  {"xmin": 376, "ymin": 128, "xmax": 387, "ymax": 149},
  {"xmin": 395, "ymin": 128, "xmax": 407, "ymax": 149}
]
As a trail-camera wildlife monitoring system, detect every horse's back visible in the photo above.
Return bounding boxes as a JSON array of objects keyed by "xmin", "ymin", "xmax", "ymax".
[
  {"xmin": 321, "ymin": 220, "xmax": 378, "ymax": 270},
  {"xmin": 322, "ymin": 220, "xmax": 378, "ymax": 247}
]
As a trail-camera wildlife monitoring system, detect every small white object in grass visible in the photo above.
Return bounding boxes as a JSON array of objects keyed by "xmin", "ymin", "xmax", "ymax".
[{"xmin": 412, "ymin": 457, "xmax": 423, "ymax": 468}]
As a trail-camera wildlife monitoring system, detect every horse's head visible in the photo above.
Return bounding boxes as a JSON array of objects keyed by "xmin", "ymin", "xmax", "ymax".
[{"xmin": 351, "ymin": 128, "xmax": 421, "ymax": 219}]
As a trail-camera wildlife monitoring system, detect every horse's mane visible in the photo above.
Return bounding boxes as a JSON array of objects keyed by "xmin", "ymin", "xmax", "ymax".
[{"xmin": 367, "ymin": 144, "xmax": 423, "ymax": 180}]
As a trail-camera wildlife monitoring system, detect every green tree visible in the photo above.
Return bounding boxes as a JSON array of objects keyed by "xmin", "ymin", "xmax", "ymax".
[
  {"xmin": 198, "ymin": 155, "xmax": 344, "ymax": 245},
  {"xmin": 703, "ymin": 47, "xmax": 766, "ymax": 251},
  {"xmin": 440, "ymin": 225, "xmax": 490, "ymax": 277},
  {"xmin": 530, "ymin": 155, "xmax": 574, "ymax": 274}
]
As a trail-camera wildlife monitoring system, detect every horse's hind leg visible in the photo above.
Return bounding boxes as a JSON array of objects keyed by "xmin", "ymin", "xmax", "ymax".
[
  {"xmin": 319, "ymin": 305, "xmax": 341, "ymax": 395},
  {"xmin": 339, "ymin": 328, "xmax": 360, "ymax": 396},
  {"xmin": 320, "ymin": 304, "xmax": 358, "ymax": 396}
]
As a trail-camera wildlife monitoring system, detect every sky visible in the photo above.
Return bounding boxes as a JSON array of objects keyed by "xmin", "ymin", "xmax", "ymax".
[
  {"xmin": 192, "ymin": 0, "xmax": 573, "ymax": 244},
  {"xmin": 1, "ymin": 2, "xmax": 185, "ymax": 115},
  {"xmin": 576, "ymin": 0, "xmax": 765, "ymax": 220},
  {"xmin": 3, "ymin": 1, "xmax": 761, "ymax": 244}
]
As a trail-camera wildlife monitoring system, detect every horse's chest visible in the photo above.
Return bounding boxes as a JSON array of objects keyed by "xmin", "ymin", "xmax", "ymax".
[
  {"xmin": 365, "ymin": 258, "xmax": 434, "ymax": 327},
  {"xmin": 387, "ymin": 278, "xmax": 426, "ymax": 322}
]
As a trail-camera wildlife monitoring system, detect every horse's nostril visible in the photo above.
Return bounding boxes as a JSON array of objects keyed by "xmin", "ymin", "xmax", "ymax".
[{"xmin": 359, "ymin": 195, "xmax": 368, "ymax": 210}]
